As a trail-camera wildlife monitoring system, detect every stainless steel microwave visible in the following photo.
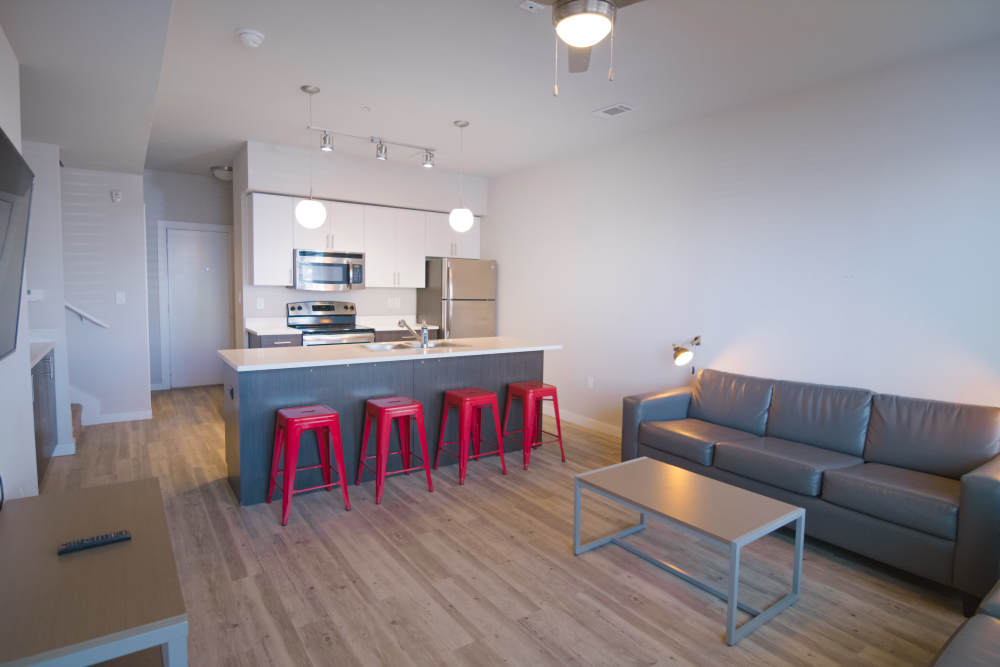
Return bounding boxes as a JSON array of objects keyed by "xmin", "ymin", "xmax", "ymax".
[{"xmin": 293, "ymin": 250, "xmax": 365, "ymax": 291}]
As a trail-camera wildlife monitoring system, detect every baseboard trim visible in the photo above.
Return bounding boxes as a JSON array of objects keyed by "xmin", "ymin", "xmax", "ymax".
[
  {"xmin": 541, "ymin": 404, "xmax": 619, "ymax": 438},
  {"xmin": 52, "ymin": 440, "xmax": 76, "ymax": 456},
  {"xmin": 150, "ymin": 383, "xmax": 169, "ymax": 391},
  {"xmin": 82, "ymin": 410, "xmax": 153, "ymax": 426}
]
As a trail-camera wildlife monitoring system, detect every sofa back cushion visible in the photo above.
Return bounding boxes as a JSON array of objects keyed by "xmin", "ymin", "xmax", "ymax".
[
  {"xmin": 688, "ymin": 369, "xmax": 773, "ymax": 436},
  {"xmin": 864, "ymin": 394, "xmax": 1000, "ymax": 479},
  {"xmin": 766, "ymin": 380, "xmax": 873, "ymax": 456}
]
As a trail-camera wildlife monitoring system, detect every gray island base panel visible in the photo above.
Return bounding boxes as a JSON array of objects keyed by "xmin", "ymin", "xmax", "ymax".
[{"xmin": 223, "ymin": 351, "xmax": 544, "ymax": 505}]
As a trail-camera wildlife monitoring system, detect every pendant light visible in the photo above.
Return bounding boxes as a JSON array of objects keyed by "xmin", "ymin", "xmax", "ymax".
[
  {"xmin": 295, "ymin": 85, "xmax": 327, "ymax": 230},
  {"xmin": 448, "ymin": 120, "xmax": 474, "ymax": 233}
]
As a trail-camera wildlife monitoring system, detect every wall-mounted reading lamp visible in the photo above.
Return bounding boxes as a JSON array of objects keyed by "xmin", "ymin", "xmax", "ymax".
[{"xmin": 672, "ymin": 335, "xmax": 702, "ymax": 366}]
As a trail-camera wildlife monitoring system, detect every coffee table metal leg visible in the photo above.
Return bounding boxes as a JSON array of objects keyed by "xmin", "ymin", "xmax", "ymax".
[
  {"xmin": 793, "ymin": 513, "xmax": 805, "ymax": 595},
  {"xmin": 726, "ymin": 543, "xmax": 741, "ymax": 645},
  {"xmin": 574, "ymin": 481, "xmax": 646, "ymax": 556}
]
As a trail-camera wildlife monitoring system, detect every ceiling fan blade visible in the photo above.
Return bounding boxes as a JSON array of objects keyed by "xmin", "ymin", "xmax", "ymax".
[{"xmin": 567, "ymin": 46, "xmax": 592, "ymax": 73}]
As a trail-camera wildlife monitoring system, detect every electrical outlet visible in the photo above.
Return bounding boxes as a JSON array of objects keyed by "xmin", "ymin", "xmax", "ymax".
[
  {"xmin": 255, "ymin": 297, "xmax": 265, "ymax": 310},
  {"xmin": 114, "ymin": 290, "xmax": 126, "ymax": 305},
  {"xmin": 586, "ymin": 376, "xmax": 595, "ymax": 390},
  {"xmin": 387, "ymin": 297, "xmax": 401, "ymax": 309}
]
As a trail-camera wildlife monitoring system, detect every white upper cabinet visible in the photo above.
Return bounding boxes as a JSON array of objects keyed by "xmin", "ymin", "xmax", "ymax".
[
  {"xmin": 292, "ymin": 200, "xmax": 365, "ymax": 253},
  {"xmin": 363, "ymin": 206, "xmax": 427, "ymax": 288},
  {"xmin": 424, "ymin": 212, "xmax": 481, "ymax": 259},
  {"xmin": 362, "ymin": 206, "xmax": 397, "ymax": 288},
  {"xmin": 328, "ymin": 202, "xmax": 365, "ymax": 253},
  {"xmin": 249, "ymin": 193, "xmax": 294, "ymax": 286}
]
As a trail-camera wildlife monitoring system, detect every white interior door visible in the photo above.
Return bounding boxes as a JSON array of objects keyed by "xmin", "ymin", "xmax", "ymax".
[{"xmin": 167, "ymin": 227, "xmax": 232, "ymax": 388}]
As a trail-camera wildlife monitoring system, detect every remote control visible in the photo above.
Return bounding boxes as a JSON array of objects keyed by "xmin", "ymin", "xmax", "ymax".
[{"xmin": 57, "ymin": 529, "xmax": 131, "ymax": 555}]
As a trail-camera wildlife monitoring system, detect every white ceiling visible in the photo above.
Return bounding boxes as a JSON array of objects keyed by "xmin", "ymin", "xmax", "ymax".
[
  {"xmin": 0, "ymin": 0, "xmax": 171, "ymax": 173},
  {"xmin": 5, "ymin": 1, "xmax": 1000, "ymax": 177}
]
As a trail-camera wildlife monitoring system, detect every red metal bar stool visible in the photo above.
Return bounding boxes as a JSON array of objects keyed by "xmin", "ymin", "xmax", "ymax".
[
  {"xmin": 355, "ymin": 396, "xmax": 434, "ymax": 504},
  {"xmin": 266, "ymin": 404, "xmax": 351, "ymax": 526},
  {"xmin": 434, "ymin": 388, "xmax": 507, "ymax": 484},
  {"xmin": 502, "ymin": 382, "xmax": 565, "ymax": 469}
]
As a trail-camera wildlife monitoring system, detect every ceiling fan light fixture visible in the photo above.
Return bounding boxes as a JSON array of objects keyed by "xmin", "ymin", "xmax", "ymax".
[{"xmin": 553, "ymin": 0, "xmax": 615, "ymax": 48}]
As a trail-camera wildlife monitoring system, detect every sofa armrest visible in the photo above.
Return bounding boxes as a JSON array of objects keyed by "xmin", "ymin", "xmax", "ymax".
[
  {"xmin": 979, "ymin": 577, "xmax": 1000, "ymax": 618},
  {"xmin": 621, "ymin": 387, "xmax": 692, "ymax": 461},
  {"xmin": 955, "ymin": 455, "xmax": 1000, "ymax": 597}
]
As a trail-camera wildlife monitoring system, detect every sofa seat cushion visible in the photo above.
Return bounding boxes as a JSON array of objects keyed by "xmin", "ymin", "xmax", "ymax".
[
  {"xmin": 638, "ymin": 419, "xmax": 758, "ymax": 466},
  {"xmin": 933, "ymin": 614, "xmax": 1000, "ymax": 667},
  {"xmin": 822, "ymin": 463, "xmax": 960, "ymax": 540},
  {"xmin": 714, "ymin": 437, "xmax": 862, "ymax": 496}
]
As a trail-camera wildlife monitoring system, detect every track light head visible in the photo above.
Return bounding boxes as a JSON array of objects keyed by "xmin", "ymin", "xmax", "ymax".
[
  {"xmin": 375, "ymin": 141, "xmax": 387, "ymax": 160},
  {"xmin": 423, "ymin": 150, "xmax": 434, "ymax": 168},
  {"xmin": 320, "ymin": 132, "xmax": 333, "ymax": 152}
]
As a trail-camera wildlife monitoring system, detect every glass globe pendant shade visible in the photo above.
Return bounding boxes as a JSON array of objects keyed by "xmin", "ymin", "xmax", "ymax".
[
  {"xmin": 555, "ymin": 12, "xmax": 612, "ymax": 48},
  {"xmin": 295, "ymin": 198, "xmax": 327, "ymax": 229},
  {"xmin": 449, "ymin": 207, "xmax": 474, "ymax": 233}
]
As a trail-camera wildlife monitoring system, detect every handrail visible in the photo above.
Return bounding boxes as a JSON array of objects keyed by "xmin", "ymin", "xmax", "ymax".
[{"xmin": 65, "ymin": 302, "xmax": 110, "ymax": 329}]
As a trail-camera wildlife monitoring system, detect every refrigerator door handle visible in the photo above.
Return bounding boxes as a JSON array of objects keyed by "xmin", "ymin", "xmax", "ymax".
[
  {"xmin": 447, "ymin": 263, "xmax": 454, "ymax": 301},
  {"xmin": 447, "ymin": 299, "xmax": 453, "ymax": 339}
]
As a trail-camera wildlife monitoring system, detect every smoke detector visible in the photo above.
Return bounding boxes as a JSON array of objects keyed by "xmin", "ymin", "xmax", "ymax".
[
  {"xmin": 592, "ymin": 103, "xmax": 634, "ymax": 118},
  {"xmin": 236, "ymin": 28, "xmax": 265, "ymax": 48}
]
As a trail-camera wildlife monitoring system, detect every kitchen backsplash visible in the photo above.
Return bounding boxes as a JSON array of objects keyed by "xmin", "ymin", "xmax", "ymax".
[{"xmin": 242, "ymin": 285, "xmax": 417, "ymax": 318}]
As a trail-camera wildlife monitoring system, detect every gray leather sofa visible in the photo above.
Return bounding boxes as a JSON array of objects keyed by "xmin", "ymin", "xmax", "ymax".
[
  {"xmin": 934, "ymin": 578, "xmax": 1000, "ymax": 665},
  {"xmin": 622, "ymin": 369, "xmax": 1000, "ymax": 602}
]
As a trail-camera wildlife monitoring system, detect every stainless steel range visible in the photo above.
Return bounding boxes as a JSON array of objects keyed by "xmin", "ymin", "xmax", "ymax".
[{"xmin": 286, "ymin": 301, "xmax": 375, "ymax": 346}]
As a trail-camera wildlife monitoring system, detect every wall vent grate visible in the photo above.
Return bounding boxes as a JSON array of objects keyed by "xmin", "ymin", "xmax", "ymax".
[{"xmin": 592, "ymin": 104, "xmax": 634, "ymax": 118}]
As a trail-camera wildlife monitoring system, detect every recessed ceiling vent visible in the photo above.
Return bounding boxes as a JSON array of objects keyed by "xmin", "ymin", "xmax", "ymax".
[{"xmin": 592, "ymin": 103, "xmax": 634, "ymax": 118}]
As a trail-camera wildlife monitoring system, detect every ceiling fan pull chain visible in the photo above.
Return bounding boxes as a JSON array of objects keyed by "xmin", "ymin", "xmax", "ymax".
[
  {"xmin": 608, "ymin": 15, "xmax": 615, "ymax": 81},
  {"xmin": 553, "ymin": 33, "xmax": 559, "ymax": 96}
]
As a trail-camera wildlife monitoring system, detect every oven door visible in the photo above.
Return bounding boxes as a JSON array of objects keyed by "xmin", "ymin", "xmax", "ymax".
[
  {"xmin": 294, "ymin": 250, "xmax": 355, "ymax": 291},
  {"xmin": 301, "ymin": 332, "xmax": 376, "ymax": 346}
]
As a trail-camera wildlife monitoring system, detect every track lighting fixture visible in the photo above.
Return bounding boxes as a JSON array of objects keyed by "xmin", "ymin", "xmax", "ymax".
[{"xmin": 300, "ymin": 90, "xmax": 435, "ymax": 168}]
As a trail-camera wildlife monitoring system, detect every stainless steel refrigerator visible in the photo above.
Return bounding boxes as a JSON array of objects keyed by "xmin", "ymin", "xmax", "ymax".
[{"xmin": 417, "ymin": 258, "xmax": 497, "ymax": 338}]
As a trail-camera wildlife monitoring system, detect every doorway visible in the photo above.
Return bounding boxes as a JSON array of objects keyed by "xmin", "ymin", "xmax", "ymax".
[{"xmin": 159, "ymin": 221, "xmax": 232, "ymax": 388}]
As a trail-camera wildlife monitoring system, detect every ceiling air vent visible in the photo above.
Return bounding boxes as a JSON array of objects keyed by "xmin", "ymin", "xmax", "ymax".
[{"xmin": 592, "ymin": 103, "xmax": 634, "ymax": 118}]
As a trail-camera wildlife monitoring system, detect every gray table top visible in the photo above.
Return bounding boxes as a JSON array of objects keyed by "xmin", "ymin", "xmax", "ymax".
[{"xmin": 576, "ymin": 457, "xmax": 804, "ymax": 545}]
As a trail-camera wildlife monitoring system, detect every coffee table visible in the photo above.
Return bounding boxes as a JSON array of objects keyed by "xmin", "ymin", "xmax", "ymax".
[{"xmin": 574, "ymin": 457, "xmax": 805, "ymax": 645}]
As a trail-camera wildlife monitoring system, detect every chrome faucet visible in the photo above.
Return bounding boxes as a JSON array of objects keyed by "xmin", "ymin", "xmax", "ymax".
[{"xmin": 398, "ymin": 319, "xmax": 430, "ymax": 348}]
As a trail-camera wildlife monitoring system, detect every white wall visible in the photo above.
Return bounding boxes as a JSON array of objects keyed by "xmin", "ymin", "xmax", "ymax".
[
  {"xmin": 234, "ymin": 141, "xmax": 488, "ymax": 343},
  {"xmin": 144, "ymin": 168, "xmax": 232, "ymax": 387},
  {"xmin": 0, "ymin": 24, "xmax": 38, "ymax": 498},
  {"xmin": 483, "ymin": 39, "xmax": 1000, "ymax": 434},
  {"xmin": 23, "ymin": 141, "xmax": 73, "ymax": 453},
  {"xmin": 62, "ymin": 168, "xmax": 152, "ymax": 424}
]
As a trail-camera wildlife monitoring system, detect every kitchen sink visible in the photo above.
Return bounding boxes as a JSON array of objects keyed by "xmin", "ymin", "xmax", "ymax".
[{"xmin": 392, "ymin": 341, "xmax": 467, "ymax": 350}]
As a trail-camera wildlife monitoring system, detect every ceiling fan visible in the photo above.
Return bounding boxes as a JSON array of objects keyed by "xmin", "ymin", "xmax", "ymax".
[{"xmin": 536, "ymin": 0, "xmax": 646, "ymax": 83}]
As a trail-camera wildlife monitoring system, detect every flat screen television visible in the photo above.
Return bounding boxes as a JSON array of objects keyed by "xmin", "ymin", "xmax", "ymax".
[{"xmin": 0, "ymin": 128, "xmax": 34, "ymax": 362}]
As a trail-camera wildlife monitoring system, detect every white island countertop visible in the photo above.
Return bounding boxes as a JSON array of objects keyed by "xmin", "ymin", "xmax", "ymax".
[{"xmin": 218, "ymin": 337, "xmax": 560, "ymax": 372}]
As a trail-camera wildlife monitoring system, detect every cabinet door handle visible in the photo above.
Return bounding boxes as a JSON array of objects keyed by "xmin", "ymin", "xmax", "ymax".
[{"xmin": 330, "ymin": 233, "xmax": 335, "ymax": 249}]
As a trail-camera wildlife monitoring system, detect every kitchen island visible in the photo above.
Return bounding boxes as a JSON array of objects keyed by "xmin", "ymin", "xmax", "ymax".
[{"xmin": 218, "ymin": 337, "xmax": 561, "ymax": 505}]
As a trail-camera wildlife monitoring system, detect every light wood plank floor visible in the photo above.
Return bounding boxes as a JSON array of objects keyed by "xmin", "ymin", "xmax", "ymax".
[{"xmin": 43, "ymin": 386, "xmax": 963, "ymax": 666}]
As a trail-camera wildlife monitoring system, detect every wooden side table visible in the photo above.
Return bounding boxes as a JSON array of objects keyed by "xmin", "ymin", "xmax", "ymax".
[{"xmin": 0, "ymin": 479, "xmax": 187, "ymax": 666}]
